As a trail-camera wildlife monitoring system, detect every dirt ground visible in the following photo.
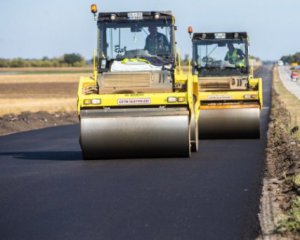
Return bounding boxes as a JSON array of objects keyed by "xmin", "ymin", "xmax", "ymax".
[
  {"xmin": 0, "ymin": 111, "xmax": 78, "ymax": 136},
  {"xmin": 0, "ymin": 71, "xmax": 85, "ymax": 135},
  {"xmin": 0, "ymin": 73, "xmax": 90, "ymax": 116},
  {"xmin": 259, "ymin": 68, "xmax": 300, "ymax": 239},
  {"xmin": 0, "ymin": 66, "xmax": 92, "ymax": 73}
]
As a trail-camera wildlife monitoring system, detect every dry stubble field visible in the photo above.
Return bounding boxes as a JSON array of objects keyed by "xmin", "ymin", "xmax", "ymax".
[
  {"xmin": 0, "ymin": 68, "xmax": 93, "ymax": 135},
  {"xmin": 0, "ymin": 70, "xmax": 91, "ymax": 116}
]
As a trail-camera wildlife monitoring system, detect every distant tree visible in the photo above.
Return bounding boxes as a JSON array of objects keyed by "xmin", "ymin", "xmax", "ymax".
[
  {"xmin": 0, "ymin": 54, "xmax": 87, "ymax": 68},
  {"xmin": 10, "ymin": 58, "xmax": 26, "ymax": 67},
  {"xmin": 0, "ymin": 58, "xmax": 9, "ymax": 67},
  {"xmin": 40, "ymin": 60, "xmax": 52, "ymax": 67},
  {"xmin": 280, "ymin": 55, "xmax": 293, "ymax": 64},
  {"xmin": 52, "ymin": 60, "xmax": 60, "ymax": 67},
  {"xmin": 293, "ymin": 52, "xmax": 300, "ymax": 63},
  {"xmin": 63, "ymin": 53, "xmax": 85, "ymax": 66},
  {"xmin": 280, "ymin": 52, "xmax": 300, "ymax": 64}
]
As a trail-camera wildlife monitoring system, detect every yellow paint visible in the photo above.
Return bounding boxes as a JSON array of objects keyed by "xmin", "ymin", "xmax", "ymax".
[
  {"xmin": 77, "ymin": 70, "xmax": 196, "ymax": 115},
  {"xmin": 291, "ymin": 62, "xmax": 298, "ymax": 67}
]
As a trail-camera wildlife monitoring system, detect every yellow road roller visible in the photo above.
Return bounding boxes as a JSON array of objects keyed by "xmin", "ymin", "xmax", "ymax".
[
  {"xmin": 77, "ymin": 6, "xmax": 199, "ymax": 159},
  {"xmin": 189, "ymin": 30, "xmax": 263, "ymax": 139}
]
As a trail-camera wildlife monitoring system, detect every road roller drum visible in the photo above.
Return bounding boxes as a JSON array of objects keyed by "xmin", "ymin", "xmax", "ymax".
[
  {"xmin": 198, "ymin": 107, "xmax": 260, "ymax": 139},
  {"xmin": 80, "ymin": 108, "xmax": 190, "ymax": 159}
]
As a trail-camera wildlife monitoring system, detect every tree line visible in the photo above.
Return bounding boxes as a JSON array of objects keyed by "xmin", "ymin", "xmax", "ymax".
[
  {"xmin": 0, "ymin": 53, "xmax": 87, "ymax": 68},
  {"xmin": 280, "ymin": 52, "xmax": 300, "ymax": 64}
]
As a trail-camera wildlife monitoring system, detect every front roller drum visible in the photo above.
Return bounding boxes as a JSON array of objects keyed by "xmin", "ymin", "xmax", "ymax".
[
  {"xmin": 80, "ymin": 108, "xmax": 190, "ymax": 159},
  {"xmin": 198, "ymin": 107, "xmax": 260, "ymax": 139}
]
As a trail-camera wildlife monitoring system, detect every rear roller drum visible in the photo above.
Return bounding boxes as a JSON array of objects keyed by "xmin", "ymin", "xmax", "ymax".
[{"xmin": 198, "ymin": 108, "xmax": 260, "ymax": 139}]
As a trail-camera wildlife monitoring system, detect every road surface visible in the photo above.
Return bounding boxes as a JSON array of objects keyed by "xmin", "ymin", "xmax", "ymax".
[
  {"xmin": 278, "ymin": 66, "xmax": 300, "ymax": 99},
  {"xmin": 0, "ymin": 66, "xmax": 272, "ymax": 240}
]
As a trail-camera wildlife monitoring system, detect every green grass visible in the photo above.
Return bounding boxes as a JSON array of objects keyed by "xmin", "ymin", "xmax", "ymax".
[{"xmin": 276, "ymin": 196, "xmax": 300, "ymax": 233}]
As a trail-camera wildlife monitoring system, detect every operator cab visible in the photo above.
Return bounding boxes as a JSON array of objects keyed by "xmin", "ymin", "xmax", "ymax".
[
  {"xmin": 97, "ymin": 11, "xmax": 176, "ymax": 73},
  {"xmin": 192, "ymin": 32, "xmax": 249, "ymax": 77}
]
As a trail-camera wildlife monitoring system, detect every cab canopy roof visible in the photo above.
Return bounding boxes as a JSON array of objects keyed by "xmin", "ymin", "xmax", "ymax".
[
  {"xmin": 192, "ymin": 32, "xmax": 248, "ymax": 41},
  {"xmin": 97, "ymin": 11, "xmax": 174, "ymax": 22}
]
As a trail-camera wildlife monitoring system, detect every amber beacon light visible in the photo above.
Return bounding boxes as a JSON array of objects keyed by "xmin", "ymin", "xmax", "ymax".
[{"xmin": 91, "ymin": 4, "xmax": 98, "ymax": 14}]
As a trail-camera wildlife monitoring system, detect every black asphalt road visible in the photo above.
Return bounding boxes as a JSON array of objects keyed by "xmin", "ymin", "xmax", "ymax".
[{"xmin": 0, "ymin": 66, "xmax": 272, "ymax": 240}]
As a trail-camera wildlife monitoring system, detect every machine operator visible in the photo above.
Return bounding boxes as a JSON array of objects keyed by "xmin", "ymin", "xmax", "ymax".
[
  {"xmin": 225, "ymin": 42, "xmax": 245, "ymax": 67},
  {"xmin": 144, "ymin": 26, "xmax": 170, "ymax": 55}
]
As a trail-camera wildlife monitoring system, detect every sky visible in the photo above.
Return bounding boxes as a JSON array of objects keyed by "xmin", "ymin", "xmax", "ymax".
[{"xmin": 0, "ymin": 0, "xmax": 299, "ymax": 60}]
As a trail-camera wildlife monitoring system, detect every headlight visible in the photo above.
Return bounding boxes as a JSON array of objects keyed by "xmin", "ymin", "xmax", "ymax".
[
  {"xmin": 84, "ymin": 99, "xmax": 101, "ymax": 105},
  {"xmin": 110, "ymin": 14, "xmax": 116, "ymax": 20},
  {"xmin": 154, "ymin": 13, "xmax": 160, "ymax": 19},
  {"xmin": 167, "ymin": 97, "xmax": 177, "ymax": 103},
  {"xmin": 177, "ymin": 97, "xmax": 186, "ymax": 102},
  {"xmin": 244, "ymin": 94, "xmax": 257, "ymax": 99},
  {"xmin": 167, "ymin": 97, "xmax": 186, "ymax": 103}
]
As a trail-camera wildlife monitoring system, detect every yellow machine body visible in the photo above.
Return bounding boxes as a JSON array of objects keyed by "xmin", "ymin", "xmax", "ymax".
[
  {"xmin": 197, "ymin": 75, "xmax": 262, "ymax": 138},
  {"xmin": 77, "ymin": 11, "xmax": 199, "ymax": 159},
  {"xmin": 191, "ymin": 32, "xmax": 262, "ymax": 138},
  {"xmin": 77, "ymin": 68, "xmax": 197, "ymax": 159}
]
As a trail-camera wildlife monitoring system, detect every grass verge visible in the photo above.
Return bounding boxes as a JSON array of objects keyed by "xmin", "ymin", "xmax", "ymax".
[{"xmin": 268, "ymin": 67, "xmax": 300, "ymax": 236}]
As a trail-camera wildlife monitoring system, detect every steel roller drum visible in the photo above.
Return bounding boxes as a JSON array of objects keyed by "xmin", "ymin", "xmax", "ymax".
[
  {"xmin": 198, "ymin": 107, "xmax": 260, "ymax": 139},
  {"xmin": 80, "ymin": 108, "xmax": 190, "ymax": 159}
]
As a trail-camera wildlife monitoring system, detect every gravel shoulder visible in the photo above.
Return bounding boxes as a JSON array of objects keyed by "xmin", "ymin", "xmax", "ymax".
[
  {"xmin": 259, "ymin": 67, "xmax": 300, "ymax": 239},
  {"xmin": 0, "ymin": 72, "xmax": 80, "ymax": 135}
]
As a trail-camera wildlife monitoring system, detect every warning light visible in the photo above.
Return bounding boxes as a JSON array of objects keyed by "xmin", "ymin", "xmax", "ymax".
[{"xmin": 91, "ymin": 4, "xmax": 98, "ymax": 14}]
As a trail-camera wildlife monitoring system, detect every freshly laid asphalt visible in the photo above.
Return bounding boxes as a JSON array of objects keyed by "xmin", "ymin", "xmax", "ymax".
[{"xmin": 0, "ymin": 65, "xmax": 272, "ymax": 240}]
